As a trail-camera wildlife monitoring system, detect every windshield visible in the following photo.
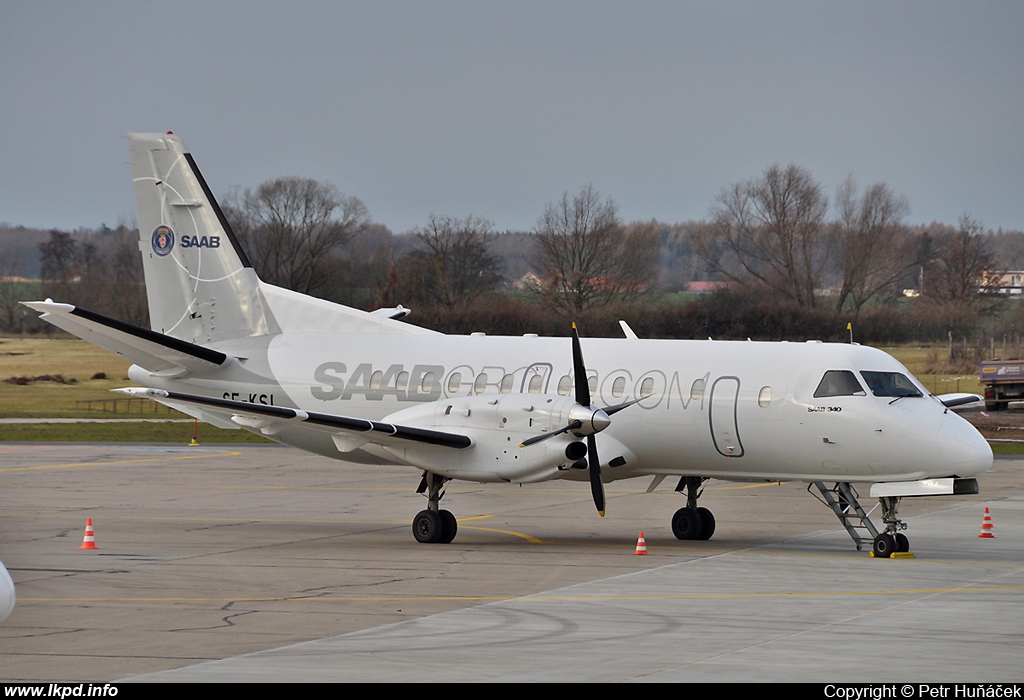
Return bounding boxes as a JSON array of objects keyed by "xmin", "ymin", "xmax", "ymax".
[
  {"xmin": 860, "ymin": 371, "xmax": 923, "ymax": 398},
  {"xmin": 813, "ymin": 370, "xmax": 866, "ymax": 398}
]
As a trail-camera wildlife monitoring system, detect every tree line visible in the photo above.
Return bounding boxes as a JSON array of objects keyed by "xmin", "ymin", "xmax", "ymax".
[{"xmin": 2, "ymin": 162, "xmax": 1021, "ymax": 346}]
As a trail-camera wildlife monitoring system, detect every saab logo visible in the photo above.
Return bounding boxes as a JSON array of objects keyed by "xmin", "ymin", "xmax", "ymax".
[
  {"xmin": 151, "ymin": 226, "xmax": 174, "ymax": 256},
  {"xmin": 181, "ymin": 235, "xmax": 221, "ymax": 249}
]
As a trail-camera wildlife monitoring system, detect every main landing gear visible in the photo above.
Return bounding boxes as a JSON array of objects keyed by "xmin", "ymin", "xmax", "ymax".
[
  {"xmin": 412, "ymin": 471, "xmax": 458, "ymax": 544},
  {"xmin": 671, "ymin": 476, "xmax": 716, "ymax": 541}
]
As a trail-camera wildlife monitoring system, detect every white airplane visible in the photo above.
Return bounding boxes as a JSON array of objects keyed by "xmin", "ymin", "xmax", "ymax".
[
  {"xmin": 0, "ymin": 562, "xmax": 13, "ymax": 622},
  {"xmin": 25, "ymin": 132, "xmax": 992, "ymax": 557}
]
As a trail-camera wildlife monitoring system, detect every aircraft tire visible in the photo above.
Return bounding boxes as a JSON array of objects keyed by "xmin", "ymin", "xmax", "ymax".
[
  {"xmin": 413, "ymin": 510, "xmax": 444, "ymax": 544},
  {"xmin": 671, "ymin": 507, "xmax": 702, "ymax": 540},
  {"xmin": 895, "ymin": 533, "xmax": 910, "ymax": 553},
  {"xmin": 439, "ymin": 510, "xmax": 458, "ymax": 544},
  {"xmin": 696, "ymin": 507, "xmax": 716, "ymax": 540},
  {"xmin": 872, "ymin": 533, "xmax": 896, "ymax": 558}
]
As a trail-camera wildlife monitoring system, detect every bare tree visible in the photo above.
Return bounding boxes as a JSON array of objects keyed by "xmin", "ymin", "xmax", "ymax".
[
  {"xmin": 224, "ymin": 178, "xmax": 370, "ymax": 296},
  {"xmin": 695, "ymin": 164, "xmax": 830, "ymax": 307},
  {"xmin": 402, "ymin": 214, "xmax": 502, "ymax": 311},
  {"xmin": 0, "ymin": 246, "xmax": 27, "ymax": 332},
  {"xmin": 534, "ymin": 185, "xmax": 657, "ymax": 314},
  {"xmin": 930, "ymin": 214, "xmax": 995, "ymax": 302},
  {"xmin": 833, "ymin": 178, "xmax": 915, "ymax": 313}
]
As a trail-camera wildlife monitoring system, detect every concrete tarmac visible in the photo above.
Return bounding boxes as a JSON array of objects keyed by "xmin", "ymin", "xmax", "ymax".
[{"xmin": 1, "ymin": 443, "xmax": 1021, "ymax": 682}]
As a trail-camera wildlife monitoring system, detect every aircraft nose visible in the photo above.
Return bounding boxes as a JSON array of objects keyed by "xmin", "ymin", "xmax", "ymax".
[{"xmin": 938, "ymin": 416, "xmax": 992, "ymax": 476}]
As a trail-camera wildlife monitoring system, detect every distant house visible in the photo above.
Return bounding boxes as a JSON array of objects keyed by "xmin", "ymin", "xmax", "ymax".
[
  {"xmin": 513, "ymin": 271, "xmax": 545, "ymax": 291},
  {"xmin": 981, "ymin": 271, "xmax": 1024, "ymax": 295},
  {"xmin": 685, "ymin": 281, "xmax": 732, "ymax": 293}
]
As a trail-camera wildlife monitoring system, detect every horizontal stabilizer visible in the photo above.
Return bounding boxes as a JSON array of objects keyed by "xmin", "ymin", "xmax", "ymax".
[
  {"xmin": 22, "ymin": 301, "xmax": 229, "ymax": 376},
  {"xmin": 116, "ymin": 388, "xmax": 473, "ymax": 450}
]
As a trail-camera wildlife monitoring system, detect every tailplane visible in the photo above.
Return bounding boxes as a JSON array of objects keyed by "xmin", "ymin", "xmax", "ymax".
[{"xmin": 129, "ymin": 132, "xmax": 278, "ymax": 343}]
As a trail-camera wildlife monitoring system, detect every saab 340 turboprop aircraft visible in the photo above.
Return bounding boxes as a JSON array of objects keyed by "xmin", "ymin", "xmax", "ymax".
[{"xmin": 25, "ymin": 132, "xmax": 993, "ymax": 557}]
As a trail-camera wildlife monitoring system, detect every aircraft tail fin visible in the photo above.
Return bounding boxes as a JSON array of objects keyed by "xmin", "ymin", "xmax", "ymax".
[{"xmin": 129, "ymin": 132, "xmax": 278, "ymax": 343}]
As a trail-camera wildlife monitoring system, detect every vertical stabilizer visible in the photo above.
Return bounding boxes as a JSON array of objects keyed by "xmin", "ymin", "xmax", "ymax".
[{"xmin": 129, "ymin": 132, "xmax": 278, "ymax": 342}]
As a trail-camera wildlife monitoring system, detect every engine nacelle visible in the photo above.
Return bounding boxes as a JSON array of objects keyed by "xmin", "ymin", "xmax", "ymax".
[{"xmin": 380, "ymin": 394, "xmax": 586, "ymax": 482}]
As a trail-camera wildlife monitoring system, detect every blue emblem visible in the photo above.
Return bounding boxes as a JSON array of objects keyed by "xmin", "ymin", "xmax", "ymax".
[{"xmin": 152, "ymin": 226, "xmax": 174, "ymax": 256}]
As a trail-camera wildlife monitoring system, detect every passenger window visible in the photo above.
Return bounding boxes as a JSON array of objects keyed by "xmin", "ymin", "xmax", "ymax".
[
  {"xmin": 640, "ymin": 377, "xmax": 655, "ymax": 398},
  {"xmin": 690, "ymin": 378, "xmax": 705, "ymax": 401},
  {"xmin": 500, "ymin": 374, "xmax": 514, "ymax": 394},
  {"xmin": 813, "ymin": 370, "xmax": 865, "ymax": 398},
  {"xmin": 528, "ymin": 374, "xmax": 543, "ymax": 394},
  {"xmin": 611, "ymin": 377, "xmax": 625, "ymax": 398},
  {"xmin": 758, "ymin": 386, "xmax": 772, "ymax": 408},
  {"xmin": 557, "ymin": 375, "xmax": 571, "ymax": 396},
  {"xmin": 447, "ymin": 372, "xmax": 462, "ymax": 394},
  {"xmin": 420, "ymin": 372, "xmax": 435, "ymax": 393},
  {"xmin": 474, "ymin": 373, "xmax": 488, "ymax": 394},
  {"xmin": 395, "ymin": 371, "xmax": 409, "ymax": 392},
  {"xmin": 369, "ymin": 370, "xmax": 383, "ymax": 391}
]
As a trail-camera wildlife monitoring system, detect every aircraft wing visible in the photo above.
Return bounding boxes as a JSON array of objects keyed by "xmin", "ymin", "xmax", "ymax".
[
  {"xmin": 22, "ymin": 301, "xmax": 229, "ymax": 376},
  {"xmin": 116, "ymin": 388, "xmax": 473, "ymax": 450}
]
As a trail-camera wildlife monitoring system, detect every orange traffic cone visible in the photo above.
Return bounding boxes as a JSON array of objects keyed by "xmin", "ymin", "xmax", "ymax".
[
  {"xmin": 634, "ymin": 532, "xmax": 648, "ymax": 555},
  {"xmin": 978, "ymin": 507, "xmax": 995, "ymax": 539},
  {"xmin": 79, "ymin": 518, "xmax": 99, "ymax": 550}
]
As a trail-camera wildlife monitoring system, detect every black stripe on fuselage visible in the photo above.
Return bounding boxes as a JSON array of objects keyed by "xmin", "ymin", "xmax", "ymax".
[{"xmin": 162, "ymin": 391, "xmax": 473, "ymax": 449}]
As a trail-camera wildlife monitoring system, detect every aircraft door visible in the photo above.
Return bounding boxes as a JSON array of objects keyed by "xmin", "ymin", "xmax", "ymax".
[{"xmin": 709, "ymin": 376, "xmax": 744, "ymax": 457}]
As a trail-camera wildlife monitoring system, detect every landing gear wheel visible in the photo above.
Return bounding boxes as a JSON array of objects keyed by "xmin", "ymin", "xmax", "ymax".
[
  {"xmin": 413, "ymin": 510, "xmax": 443, "ymax": 543},
  {"xmin": 439, "ymin": 509, "xmax": 458, "ymax": 544},
  {"xmin": 696, "ymin": 507, "xmax": 716, "ymax": 540},
  {"xmin": 872, "ymin": 533, "xmax": 896, "ymax": 558},
  {"xmin": 672, "ymin": 507, "xmax": 702, "ymax": 540},
  {"xmin": 894, "ymin": 533, "xmax": 909, "ymax": 553}
]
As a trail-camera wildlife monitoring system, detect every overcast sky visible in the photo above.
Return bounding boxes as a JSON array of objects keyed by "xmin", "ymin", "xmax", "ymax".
[{"xmin": 2, "ymin": 1, "xmax": 1022, "ymax": 235}]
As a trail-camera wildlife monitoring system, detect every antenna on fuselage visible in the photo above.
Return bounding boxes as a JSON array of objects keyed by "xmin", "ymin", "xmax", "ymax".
[{"xmin": 847, "ymin": 322, "xmax": 854, "ymax": 344}]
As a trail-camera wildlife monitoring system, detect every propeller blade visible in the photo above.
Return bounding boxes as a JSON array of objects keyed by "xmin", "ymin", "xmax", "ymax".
[
  {"xmin": 588, "ymin": 434, "xmax": 605, "ymax": 516},
  {"xmin": 519, "ymin": 421, "xmax": 581, "ymax": 447},
  {"xmin": 571, "ymin": 323, "xmax": 590, "ymax": 407},
  {"xmin": 602, "ymin": 398, "xmax": 641, "ymax": 416}
]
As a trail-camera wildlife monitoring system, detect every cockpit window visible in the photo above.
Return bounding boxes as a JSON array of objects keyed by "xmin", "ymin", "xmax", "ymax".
[
  {"xmin": 860, "ymin": 371, "xmax": 923, "ymax": 398},
  {"xmin": 813, "ymin": 370, "xmax": 866, "ymax": 398}
]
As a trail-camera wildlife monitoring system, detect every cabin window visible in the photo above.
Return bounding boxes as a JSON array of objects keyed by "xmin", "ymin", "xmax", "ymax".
[
  {"xmin": 447, "ymin": 372, "xmax": 462, "ymax": 394},
  {"xmin": 640, "ymin": 377, "xmax": 655, "ymax": 398},
  {"xmin": 474, "ymin": 373, "xmax": 489, "ymax": 394},
  {"xmin": 813, "ymin": 370, "xmax": 865, "ymax": 398},
  {"xmin": 528, "ymin": 374, "xmax": 543, "ymax": 394},
  {"xmin": 860, "ymin": 371, "xmax": 922, "ymax": 398},
  {"xmin": 420, "ymin": 372, "xmax": 435, "ymax": 393},
  {"xmin": 395, "ymin": 371, "xmax": 409, "ymax": 392},
  {"xmin": 611, "ymin": 377, "xmax": 626, "ymax": 398},
  {"xmin": 690, "ymin": 378, "xmax": 705, "ymax": 402},
  {"xmin": 500, "ymin": 374, "xmax": 514, "ymax": 394},
  {"xmin": 369, "ymin": 370, "xmax": 383, "ymax": 391},
  {"xmin": 557, "ymin": 375, "xmax": 571, "ymax": 396},
  {"xmin": 758, "ymin": 386, "xmax": 772, "ymax": 407},
  {"xmin": 588, "ymin": 375, "xmax": 598, "ymax": 395}
]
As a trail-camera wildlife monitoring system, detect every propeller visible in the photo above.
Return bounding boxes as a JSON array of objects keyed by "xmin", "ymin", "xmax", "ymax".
[{"xmin": 519, "ymin": 323, "xmax": 637, "ymax": 517}]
